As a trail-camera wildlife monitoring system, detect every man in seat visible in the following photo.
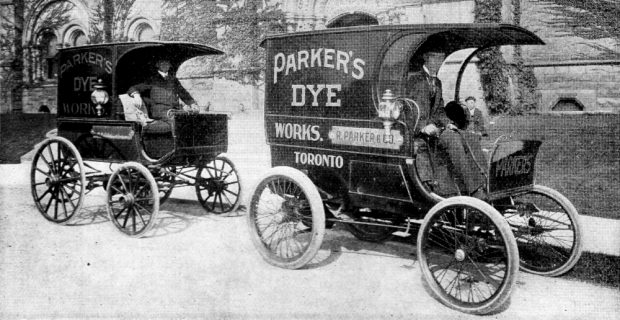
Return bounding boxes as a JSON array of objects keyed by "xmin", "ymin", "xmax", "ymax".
[
  {"xmin": 128, "ymin": 59, "xmax": 199, "ymax": 157},
  {"xmin": 440, "ymin": 101, "xmax": 488, "ymax": 198},
  {"xmin": 408, "ymin": 49, "xmax": 486, "ymax": 198}
]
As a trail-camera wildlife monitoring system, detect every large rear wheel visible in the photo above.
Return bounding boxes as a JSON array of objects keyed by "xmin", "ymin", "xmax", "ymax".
[
  {"xmin": 418, "ymin": 196, "xmax": 519, "ymax": 315},
  {"xmin": 31, "ymin": 137, "xmax": 86, "ymax": 224},
  {"xmin": 495, "ymin": 185, "xmax": 582, "ymax": 276},
  {"xmin": 247, "ymin": 167, "xmax": 325, "ymax": 269}
]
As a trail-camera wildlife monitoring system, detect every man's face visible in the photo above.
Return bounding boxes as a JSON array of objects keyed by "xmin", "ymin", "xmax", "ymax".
[
  {"xmin": 424, "ymin": 52, "xmax": 445, "ymax": 76},
  {"xmin": 466, "ymin": 99, "xmax": 476, "ymax": 110},
  {"xmin": 156, "ymin": 60, "xmax": 171, "ymax": 73}
]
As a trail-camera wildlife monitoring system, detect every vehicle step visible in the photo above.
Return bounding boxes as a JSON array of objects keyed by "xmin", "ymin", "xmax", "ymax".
[{"xmin": 392, "ymin": 231, "xmax": 411, "ymax": 237}]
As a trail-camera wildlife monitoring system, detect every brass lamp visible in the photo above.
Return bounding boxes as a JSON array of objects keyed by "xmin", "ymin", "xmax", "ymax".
[
  {"xmin": 91, "ymin": 79, "xmax": 109, "ymax": 117},
  {"xmin": 376, "ymin": 89, "xmax": 402, "ymax": 135}
]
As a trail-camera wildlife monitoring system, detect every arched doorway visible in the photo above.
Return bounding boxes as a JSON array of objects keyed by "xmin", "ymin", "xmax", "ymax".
[
  {"xmin": 326, "ymin": 12, "xmax": 379, "ymax": 28},
  {"xmin": 552, "ymin": 98, "xmax": 584, "ymax": 112}
]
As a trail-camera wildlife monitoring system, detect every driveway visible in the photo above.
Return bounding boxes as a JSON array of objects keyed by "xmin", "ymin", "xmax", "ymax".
[{"xmin": 1, "ymin": 159, "xmax": 618, "ymax": 319}]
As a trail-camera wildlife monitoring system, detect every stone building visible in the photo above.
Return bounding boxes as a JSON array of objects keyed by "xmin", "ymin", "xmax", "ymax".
[{"xmin": 1, "ymin": 0, "xmax": 618, "ymax": 114}]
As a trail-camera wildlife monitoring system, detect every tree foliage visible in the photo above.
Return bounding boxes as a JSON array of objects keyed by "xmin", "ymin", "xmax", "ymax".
[
  {"xmin": 160, "ymin": 0, "xmax": 285, "ymax": 84},
  {"xmin": 512, "ymin": 0, "xmax": 538, "ymax": 114},
  {"xmin": 89, "ymin": 0, "xmax": 137, "ymax": 43},
  {"xmin": 474, "ymin": 0, "xmax": 512, "ymax": 114}
]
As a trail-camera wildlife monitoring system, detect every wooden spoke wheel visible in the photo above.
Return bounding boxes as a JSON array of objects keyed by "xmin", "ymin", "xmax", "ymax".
[
  {"xmin": 495, "ymin": 185, "xmax": 583, "ymax": 276},
  {"xmin": 106, "ymin": 162, "xmax": 159, "ymax": 237},
  {"xmin": 247, "ymin": 167, "xmax": 325, "ymax": 269},
  {"xmin": 195, "ymin": 155, "xmax": 241, "ymax": 214},
  {"xmin": 418, "ymin": 197, "xmax": 519, "ymax": 315},
  {"xmin": 31, "ymin": 137, "xmax": 86, "ymax": 224}
]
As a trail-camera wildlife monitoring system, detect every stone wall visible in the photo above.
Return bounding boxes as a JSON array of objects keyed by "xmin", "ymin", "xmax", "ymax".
[
  {"xmin": 22, "ymin": 83, "xmax": 58, "ymax": 113},
  {"xmin": 533, "ymin": 62, "xmax": 620, "ymax": 113}
]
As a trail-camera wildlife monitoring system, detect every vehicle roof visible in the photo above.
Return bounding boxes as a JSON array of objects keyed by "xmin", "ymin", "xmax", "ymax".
[
  {"xmin": 59, "ymin": 41, "xmax": 225, "ymax": 56},
  {"xmin": 261, "ymin": 23, "xmax": 544, "ymax": 48}
]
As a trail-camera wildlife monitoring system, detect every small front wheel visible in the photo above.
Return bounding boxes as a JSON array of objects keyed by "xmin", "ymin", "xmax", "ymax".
[
  {"xmin": 418, "ymin": 196, "xmax": 519, "ymax": 315},
  {"xmin": 247, "ymin": 167, "xmax": 325, "ymax": 269},
  {"xmin": 195, "ymin": 154, "xmax": 241, "ymax": 214},
  {"xmin": 106, "ymin": 162, "xmax": 159, "ymax": 237}
]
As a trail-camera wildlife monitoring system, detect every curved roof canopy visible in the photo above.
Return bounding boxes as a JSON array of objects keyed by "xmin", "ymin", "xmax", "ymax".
[{"xmin": 262, "ymin": 23, "xmax": 544, "ymax": 50}]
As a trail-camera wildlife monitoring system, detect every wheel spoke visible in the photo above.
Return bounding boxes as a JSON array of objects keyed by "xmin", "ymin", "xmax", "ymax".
[
  {"xmin": 35, "ymin": 167, "xmax": 51, "ymax": 178},
  {"xmin": 37, "ymin": 188, "xmax": 52, "ymax": 202},
  {"xmin": 58, "ymin": 185, "xmax": 70, "ymax": 219},
  {"xmin": 122, "ymin": 206, "xmax": 131, "ymax": 228},
  {"xmin": 43, "ymin": 188, "xmax": 54, "ymax": 214},
  {"xmin": 59, "ymin": 185, "xmax": 77, "ymax": 211},
  {"xmin": 46, "ymin": 144, "xmax": 57, "ymax": 174},
  {"xmin": 114, "ymin": 207, "xmax": 127, "ymax": 219}
]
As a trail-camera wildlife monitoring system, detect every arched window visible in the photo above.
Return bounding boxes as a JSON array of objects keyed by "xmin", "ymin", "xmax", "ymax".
[
  {"xmin": 552, "ymin": 98, "xmax": 584, "ymax": 112},
  {"xmin": 326, "ymin": 12, "xmax": 379, "ymax": 28},
  {"xmin": 135, "ymin": 23, "xmax": 155, "ymax": 41},
  {"xmin": 70, "ymin": 30, "xmax": 87, "ymax": 46},
  {"xmin": 38, "ymin": 30, "xmax": 58, "ymax": 79}
]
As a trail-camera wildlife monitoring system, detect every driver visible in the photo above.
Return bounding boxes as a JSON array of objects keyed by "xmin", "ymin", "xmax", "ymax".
[
  {"xmin": 127, "ymin": 59, "xmax": 199, "ymax": 157},
  {"xmin": 128, "ymin": 59, "xmax": 199, "ymax": 131}
]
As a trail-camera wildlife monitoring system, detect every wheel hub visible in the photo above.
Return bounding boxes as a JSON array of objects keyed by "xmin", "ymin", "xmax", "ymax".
[
  {"xmin": 46, "ymin": 174, "xmax": 60, "ymax": 187},
  {"xmin": 119, "ymin": 193, "xmax": 136, "ymax": 208},
  {"xmin": 455, "ymin": 249, "xmax": 466, "ymax": 262}
]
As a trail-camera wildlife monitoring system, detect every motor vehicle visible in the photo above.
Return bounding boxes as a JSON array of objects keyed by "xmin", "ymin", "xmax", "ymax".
[
  {"xmin": 30, "ymin": 41, "xmax": 242, "ymax": 237},
  {"xmin": 247, "ymin": 23, "xmax": 582, "ymax": 315}
]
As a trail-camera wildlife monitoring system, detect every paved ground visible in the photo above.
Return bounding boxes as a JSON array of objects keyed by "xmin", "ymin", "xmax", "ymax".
[
  {"xmin": 1, "ymin": 177, "xmax": 619, "ymax": 319},
  {"xmin": 1, "ymin": 111, "xmax": 619, "ymax": 318}
]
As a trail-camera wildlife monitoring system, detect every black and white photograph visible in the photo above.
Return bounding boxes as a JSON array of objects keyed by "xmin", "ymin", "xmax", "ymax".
[{"xmin": 0, "ymin": 0, "xmax": 618, "ymax": 318}]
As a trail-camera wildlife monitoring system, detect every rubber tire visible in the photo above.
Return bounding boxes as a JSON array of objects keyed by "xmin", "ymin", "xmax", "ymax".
[
  {"xmin": 506, "ymin": 185, "xmax": 583, "ymax": 277},
  {"xmin": 31, "ymin": 136, "xmax": 86, "ymax": 225},
  {"xmin": 106, "ymin": 162, "xmax": 159, "ymax": 238},
  {"xmin": 247, "ymin": 166, "xmax": 325, "ymax": 269},
  {"xmin": 417, "ymin": 196, "xmax": 519, "ymax": 315},
  {"xmin": 196, "ymin": 154, "xmax": 242, "ymax": 214}
]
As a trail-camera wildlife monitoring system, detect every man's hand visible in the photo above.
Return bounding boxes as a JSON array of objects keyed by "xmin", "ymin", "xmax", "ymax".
[
  {"xmin": 421, "ymin": 123, "xmax": 440, "ymax": 137},
  {"xmin": 131, "ymin": 92, "xmax": 144, "ymax": 108},
  {"xmin": 182, "ymin": 104, "xmax": 199, "ymax": 113},
  {"xmin": 189, "ymin": 103, "xmax": 200, "ymax": 113}
]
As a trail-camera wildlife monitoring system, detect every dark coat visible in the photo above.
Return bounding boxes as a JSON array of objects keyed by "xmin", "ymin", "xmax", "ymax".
[
  {"xmin": 128, "ymin": 73, "xmax": 196, "ymax": 119},
  {"xmin": 466, "ymin": 108, "xmax": 487, "ymax": 136},
  {"xmin": 406, "ymin": 71, "xmax": 448, "ymax": 132},
  {"xmin": 438, "ymin": 129, "xmax": 487, "ymax": 194}
]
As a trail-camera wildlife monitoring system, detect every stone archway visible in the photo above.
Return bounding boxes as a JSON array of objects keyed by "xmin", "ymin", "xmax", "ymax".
[
  {"xmin": 326, "ymin": 11, "xmax": 378, "ymax": 28},
  {"xmin": 552, "ymin": 98, "xmax": 585, "ymax": 112}
]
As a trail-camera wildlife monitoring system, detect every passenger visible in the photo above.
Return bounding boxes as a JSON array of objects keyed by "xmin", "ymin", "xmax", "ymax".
[
  {"xmin": 408, "ymin": 50, "xmax": 486, "ymax": 198},
  {"xmin": 439, "ymin": 101, "xmax": 488, "ymax": 199},
  {"xmin": 464, "ymin": 96, "xmax": 488, "ymax": 138}
]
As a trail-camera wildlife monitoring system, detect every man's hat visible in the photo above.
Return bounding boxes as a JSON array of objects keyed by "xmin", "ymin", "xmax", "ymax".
[{"xmin": 445, "ymin": 101, "xmax": 469, "ymax": 130}]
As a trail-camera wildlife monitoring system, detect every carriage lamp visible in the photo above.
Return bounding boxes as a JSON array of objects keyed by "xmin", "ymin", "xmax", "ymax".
[
  {"xmin": 91, "ymin": 79, "xmax": 109, "ymax": 117},
  {"xmin": 376, "ymin": 89, "xmax": 402, "ymax": 135}
]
